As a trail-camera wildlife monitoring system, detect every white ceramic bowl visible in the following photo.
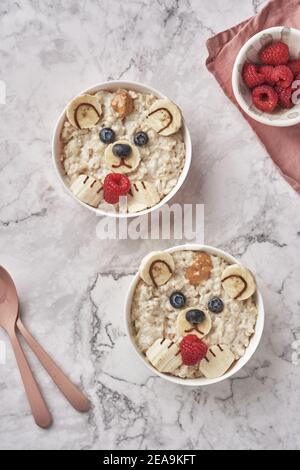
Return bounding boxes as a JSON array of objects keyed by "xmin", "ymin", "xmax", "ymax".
[
  {"xmin": 125, "ymin": 244, "xmax": 264, "ymax": 386},
  {"xmin": 232, "ymin": 26, "xmax": 300, "ymax": 127},
  {"xmin": 52, "ymin": 80, "xmax": 192, "ymax": 218}
]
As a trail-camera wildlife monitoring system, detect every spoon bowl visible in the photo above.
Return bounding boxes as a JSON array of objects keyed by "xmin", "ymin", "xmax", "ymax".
[
  {"xmin": 0, "ymin": 267, "xmax": 19, "ymax": 331},
  {"xmin": 0, "ymin": 266, "xmax": 90, "ymax": 421},
  {"xmin": 0, "ymin": 266, "xmax": 53, "ymax": 428}
]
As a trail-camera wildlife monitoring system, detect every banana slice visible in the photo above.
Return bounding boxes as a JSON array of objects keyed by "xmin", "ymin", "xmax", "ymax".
[
  {"xmin": 104, "ymin": 140, "xmax": 141, "ymax": 174},
  {"xmin": 66, "ymin": 94, "xmax": 102, "ymax": 129},
  {"xmin": 146, "ymin": 338, "xmax": 182, "ymax": 373},
  {"xmin": 176, "ymin": 307, "xmax": 212, "ymax": 339},
  {"xmin": 147, "ymin": 99, "xmax": 182, "ymax": 136},
  {"xmin": 139, "ymin": 251, "xmax": 175, "ymax": 288},
  {"xmin": 199, "ymin": 344, "xmax": 235, "ymax": 379},
  {"xmin": 221, "ymin": 264, "xmax": 256, "ymax": 301},
  {"xmin": 127, "ymin": 181, "xmax": 160, "ymax": 213},
  {"xmin": 70, "ymin": 174, "xmax": 103, "ymax": 207}
]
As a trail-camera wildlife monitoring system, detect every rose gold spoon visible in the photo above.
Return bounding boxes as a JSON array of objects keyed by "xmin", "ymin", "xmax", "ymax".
[
  {"xmin": 0, "ymin": 267, "xmax": 90, "ymax": 415},
  {"xmin": 0, "ymin": 267, "xmax": 52, "ymax": 428}
]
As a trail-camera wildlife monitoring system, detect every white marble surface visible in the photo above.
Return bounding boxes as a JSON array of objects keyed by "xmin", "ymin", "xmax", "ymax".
[{"xmin": 0, "ymin": 0, "xmax": 299, "ymax": 450}]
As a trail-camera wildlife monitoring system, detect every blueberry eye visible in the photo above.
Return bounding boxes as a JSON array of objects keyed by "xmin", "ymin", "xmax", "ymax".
[
  {"xmin": 169, "ymin": 291, "xmax": 186, "ymax": 309},
  {"xmin": 185, "ymin": 309, "xmax": 206, "ymax": 324},
  {"xmin": 100, "ymin": 127, "xmax": 115, "ymax": 144},
  {"xmin": 133, "ymin": 131, "xmax": 149, "ymax": 146},
  {"xmin": 208, "ymin": 297, "xmax": 224, "ymax": 314}
]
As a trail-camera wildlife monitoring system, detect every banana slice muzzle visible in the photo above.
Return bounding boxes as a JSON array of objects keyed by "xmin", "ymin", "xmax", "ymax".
[
  {"xmin": 139, "ymin": 251, "xmax": 175, "ymax": 288},
  {"xmin": 104, "ymin": 140, "xmax": 141, "ymax": 174},
  {"xmin": 66, "ymin": 94, "xmax": 103, "ymax": 129},
  {"xmin": 147, "ymin": 99, "xmax": 182, "ymax": 136},
  {"xmin": 70, "ymin": 174, "xmax": 103, "ymax": 207},
  {"xmin": 176, "ymin": 307, "xmax": 212, "ymax": 339},
  {"xmin": 221, "ymin": 264, "xmax": 256, "ymax": 301}
]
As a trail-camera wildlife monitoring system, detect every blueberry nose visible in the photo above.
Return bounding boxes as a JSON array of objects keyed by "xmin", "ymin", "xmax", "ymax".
[{"xmin": 112, "ymin": 143, "xmax": 132, "ymax": 159}]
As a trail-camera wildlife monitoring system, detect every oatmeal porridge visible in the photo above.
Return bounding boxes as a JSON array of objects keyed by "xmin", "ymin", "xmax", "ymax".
[
  {"xmin": 131, "ymin": 250, "xmax": 258, "ymax": 379},
  {"xmin": 60, "ymin": 88, "xmax": 186, "ymax": 213}
]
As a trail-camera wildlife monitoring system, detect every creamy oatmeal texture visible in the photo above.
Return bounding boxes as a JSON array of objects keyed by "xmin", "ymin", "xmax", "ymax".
[
  {"xmin": 60, "ymin": 88, "xmax": 185, "ymax": 213},
  {"xmin": 131, "ymin": 250, "xmax": 258, "ymax": 379}
]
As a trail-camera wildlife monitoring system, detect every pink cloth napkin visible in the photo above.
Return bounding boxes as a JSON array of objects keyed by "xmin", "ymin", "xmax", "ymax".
[{"xmin": 206, "ymin": 0, "xmax": 300, "ymax": 193}]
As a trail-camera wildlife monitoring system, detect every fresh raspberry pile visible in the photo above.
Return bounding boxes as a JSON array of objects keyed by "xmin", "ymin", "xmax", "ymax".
[
  {"xmin": 103, "ymin": 173, "xmax": 131, "ymax": 204},
  {"xmin": 242, "ymin": 41, "xmax": 300, "ymax": 112},
  {"xmin": 180, "ymin": 334, "xmax": 208, "ymax": 366}
]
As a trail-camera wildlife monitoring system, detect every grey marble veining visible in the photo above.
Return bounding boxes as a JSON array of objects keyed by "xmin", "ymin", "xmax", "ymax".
[{"xmin": 0, "ymin": 0, "xmax": 299, "ymax": 450}]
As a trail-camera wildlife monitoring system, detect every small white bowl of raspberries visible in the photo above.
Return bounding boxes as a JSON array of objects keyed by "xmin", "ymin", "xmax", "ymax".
[{"xmin": 232, "ymin": 26, "xmax": 300, "ymax": 127}]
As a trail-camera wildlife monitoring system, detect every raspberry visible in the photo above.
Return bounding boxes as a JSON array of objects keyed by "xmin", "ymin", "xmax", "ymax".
[
  {"xmin": 259, "ymin": 41, "xmax": 289, "ymax": 66},
  {"xmin": 275, "ymin": 85, "xmax": 293, "ymax": 109},
  {"xmin": 252, "ymin": 85, "xmax": 278, "ymax": 112},
  {"xmin": 103, "ymin": 173, "xmax": 131, "ymax": 204},
  {"xmin": 287, "ymin": 59, "xmax": 300, "ymax": 76},
  {"xmin": 242, "ymin": 63, "xmax": 265, "ymax": 89},
  {"xmin": 271, "ymin": 65, "xmax": 293, "ymax": 88},
  {"xmin": 259, "ymin": 65, "xmax": 275, "ymax": 85},
  {"xmin": 180, "ymin": 335, "xmax": 208, "ymax": 366}
]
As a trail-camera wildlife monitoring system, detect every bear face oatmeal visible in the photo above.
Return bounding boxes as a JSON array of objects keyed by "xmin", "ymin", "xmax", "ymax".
[
  {"xmin": 60, "ymin": 88, "xmax": 185, "ymax": 213},
  {"xmin": 131, "ymin": 250, "xmax": 258, "ymax": 379}
]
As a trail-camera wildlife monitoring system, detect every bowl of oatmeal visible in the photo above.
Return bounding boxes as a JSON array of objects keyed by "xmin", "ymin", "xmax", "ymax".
[
  {"xmin": 52, "ymin": 81, "xmax": 191, "ymax": 217},
  {"xmin": 125, "ymin": 244, "xmax": 264, "ymax": 386}
]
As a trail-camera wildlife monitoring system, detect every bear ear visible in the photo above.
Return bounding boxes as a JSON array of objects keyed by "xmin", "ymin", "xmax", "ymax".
[
  {"xmin": 139, "ymin": 252, "xmax": 175, "ymax": 288},
  {"xmin": 111, "ymin": 89, "xmax": 134, "ymax": 120},
  {"xmin": 146, "ymin": 99, "xmax": 182, "ymax": 136},
  {"xmin": 66, "ymin": 94, "xmax": 102, "ymax": 129}
]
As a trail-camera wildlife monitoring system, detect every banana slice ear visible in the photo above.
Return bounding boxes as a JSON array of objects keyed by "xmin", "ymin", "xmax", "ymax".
[
  {"xmin": 104, "ymin": 140, "xmax": 141, "ymax": 174},
  {"xmin": 66, "ymin": 94, "xmax": 102, "ymax": 129},
  {"xmin": 176, "ymin": 308, "xmax": 211, "ymax": 339},
  {"xmin": 70, "ymin": 175, "xmax": 103, "ymax": 207},
  {"xmin": 146, "ymin": 338, "xmax": 182, "ymax": 373},
  {"xmin": 221, "ymin": 264, "xmax": 256, "ymax": 301},
  {"xmin": 199, "ymin": 344, "xmax": 235, "ymax": 379},
  {"xmin": 139, "ymin": 251, "xmax": 175, "ymax": 288},
  {"xmin": 147, "ymin": 99, "xmax": 182, "ymax": 136}
]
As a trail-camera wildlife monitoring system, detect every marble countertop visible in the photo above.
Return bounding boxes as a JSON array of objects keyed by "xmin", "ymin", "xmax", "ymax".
[{"xmin": 0, "ymin": 0, "xmax": 299, "ymax": 450}]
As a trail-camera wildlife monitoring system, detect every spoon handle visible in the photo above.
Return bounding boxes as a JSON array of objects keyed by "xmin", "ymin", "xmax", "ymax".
[
  {"xmin": 9, "ymin": 330, "xmax": 52, "ymax": 429},
  {"xmin": 17, "ymin": 318, "xmax": 90, "ymax": 413}
]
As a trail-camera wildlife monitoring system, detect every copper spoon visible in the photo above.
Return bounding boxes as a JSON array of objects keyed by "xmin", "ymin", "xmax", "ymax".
[
  {"xmin": 0, "ymin": 267, "xmax": 90, "ymax": 414},
  {"xmin": 0, "ymin": 267, "xmax": 52, "ymax": 428}
]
